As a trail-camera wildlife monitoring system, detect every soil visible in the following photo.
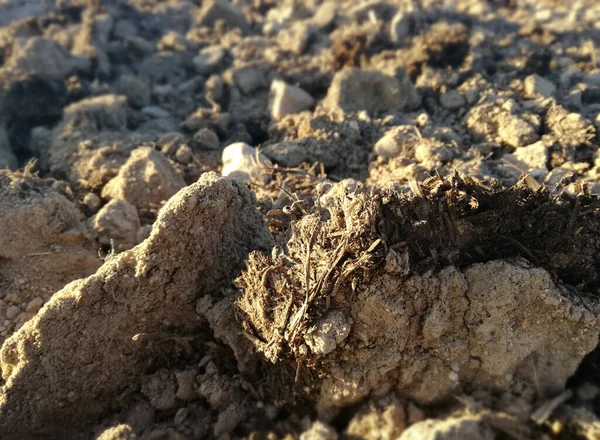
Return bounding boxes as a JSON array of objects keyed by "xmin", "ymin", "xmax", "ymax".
[{"xmin": 1, "ymin": 0, "xmax": 600, "ymax": 439}]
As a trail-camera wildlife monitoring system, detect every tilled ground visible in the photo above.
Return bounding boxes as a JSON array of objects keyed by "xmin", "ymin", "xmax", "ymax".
[{"xmin": 1, "ymin": 0, "xmax": 600, "ymax": 439}]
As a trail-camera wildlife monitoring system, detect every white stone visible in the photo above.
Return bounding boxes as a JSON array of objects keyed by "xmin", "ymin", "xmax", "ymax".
[
  {"xmin": 524, "ymin": 74, "xmax": 556, "ymax": 98},
  {"xmin": 269, "ymin": 80, "xmax": 315, "ymax": 121},
  {"xmin": 221, "ymin": 142, "xmax": 272, "ymax": 185}
]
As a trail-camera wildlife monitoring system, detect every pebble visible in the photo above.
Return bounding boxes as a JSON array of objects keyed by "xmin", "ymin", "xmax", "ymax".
[
  {"xmin": 221, "ymin": 142, "xmax": 272, "ymax": 185},
  {"xmin": 524, "ymin": 74, "xmax": 556, "ymax": 98},
  {"xmin": 311, "ymin": 2, "xmax": 337, "ymax": 29},
  {"xmin": 82, "ymin": 192, "xmax": 102, "ymax": 214},
  {"xmin": 505, "ymin": 141, "xmax": 549, "ymax": 170},
  {"xmin": 6, "ymin": 305, "xmax": 20, "ymax": 320},
  {"xmin": 439, "ymin": 89, "xmax": 466, "ymax": 110},
  {"xmin": 17, "ymin": 311, "xmax": 36, "ymax": 323},
  {"xmin": 175, "ymin": 145, "xmax": 193, "ymax": 164},
  {"xmin": 374, "ymin": 125, "xmax": 417, "ymax": 158},
  {"xmin": 193, "ymin": 128, "xmax": 220, "ymax": 150},
  {"xmin": 142, "ymin": 106, "xmax": 171, "ymax": 119},
  {"xmin": 25, "ymin": 297, "xmax": 44, "ymax": 313},
  {"xmin": 231, "ymin": 64, "xmax": 270, "ymax": 94},
  {"xmin": 269, "ymin": 80, "xmax": 315, "ymax": 121}
]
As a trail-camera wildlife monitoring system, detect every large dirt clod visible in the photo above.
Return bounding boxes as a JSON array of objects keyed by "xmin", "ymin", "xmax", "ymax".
[
  {"xmin": 237, "ymin": 176, "xmax": 600, "ymax": 414},
  {"xmin": 0, "ymin": 173, "xmax": 272, "ymax": 437}
]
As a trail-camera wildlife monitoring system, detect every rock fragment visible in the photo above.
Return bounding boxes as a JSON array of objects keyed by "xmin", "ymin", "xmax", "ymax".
[
  {"xmin": 221, "ymin": 142, "xmax": 272, "ymax": 184},
  {"xmin": 504, "ymin": 141, "xmax": 549, "ymax": 171},
  {"xmin": 304, "ymin": 310, "xmax": 352, "ymax": 355},
  {"xmin": 524, "ymin": 74, "xmax": 556, "ymax": 98},
  {"xmin": 373, "ymin": 125, "xmax": 418, "ymax": 158},
  {"xmin": 323, "ymin": 67, "xmax": 420, "ymax": 114},
  {"xmin": 91, "ymin": 199, "xmax": 141, "ymax": 252},
  {"xmin": 440, "ymin": 89, "xmax": 466, "ymax": 110},
  {"xmin": 116, "ymin": 75, "xmax": 150, "ymax": 109},
  {"xmin": 269, "ymin": 80, "xmax": 315, "ymax": 121},
  {"xmin": 101, "ymin": 147, "xmax": 186, "ymax": 211},
  {"xmin": 193, "ymin": 128, "xmax": 220, "ymax": 151}
]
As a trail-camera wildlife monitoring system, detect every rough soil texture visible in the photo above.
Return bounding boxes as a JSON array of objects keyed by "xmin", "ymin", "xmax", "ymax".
[
  {"xmin": 1, "ymin": 0, "xmax": 600, "ymax": 438},
  {"xmin": 0, "ymin": 173, "xmax": 272, "ymax": 438}
]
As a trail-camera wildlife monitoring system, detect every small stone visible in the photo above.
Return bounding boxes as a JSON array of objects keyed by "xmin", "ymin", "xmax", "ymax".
[
  {"xmin": 304, "ymin": 310, "xmax": 352, "ymax": 355},
  {"xmin": 175, "ymin": 145, "xmax": 193, "ymax": 164},
  {"xmin": 175, "ymin": 370, "xmax": 198, "ymax": 401},
  {"xmin": 300, "ymin": 421, "xmax": 337, "ymax": 440},
  {"xmin": 323, "ymin": 67, "xmax": 420, "ymax": 114},
  {"xmin": 269, "ymin": 80, "xmax": 315, "ymax": 121},
  {"xmin": 440, "ymin": 89, "xmax": 466, "ymax": 110},
  {"xmin": 498, "ymin": 114, "xmax": 539, "ymax": 148},
  {"xmin": 82, "ymin": 193, "xmax": 102, "ymax": 214},
  {"xmin": 91, "ymin": 199, "xmax": 141, "ymax": 252},
  {"xmin": 221, "ymin": 142, "xmax": 272, "ymax": 185},
  {"xmin": 193, "ymin": 128, "xmax": 220, "ymax": 150},
  {"xmin": 195, "ymin": 0, "xmax": 248, "ymax": 31},
  {"xmin": 373, "ymin": 125, "xmax": 417, "ymax": 158},
  {"xmin": 6, "ymin": 306, "xmax": 20, "ymax": 320},
  {"xmin": 25, "ymin": 297, "xmax": 44, "ymax": 313},
  {"xmin": 230, "ymin": 64, "xmax": 270, "ymax": 94},
  {"xmin": 17, "ymin": 312, "xmax": 36, "ymax": 323},
  {"xmin": 504, "ymin": 141, "xmax": 549, "ymax": 170},
  {"xmin": 192, "ymin": 46, "xmax": 226, "ymax": 75},
  {"xmin": 117, "ymin": 75, "xmax": 151, "ymax": 108},
  {"xmin": 101, "ymin": 147, "xmax": 186, "ymax": 211},
  {"xmin": 142, "ymin": 106, "xmax": 171, "ymax": 119},
  {"xmin": 525, "ymin": 74, "xmax": 556, "ymax": 98}
]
